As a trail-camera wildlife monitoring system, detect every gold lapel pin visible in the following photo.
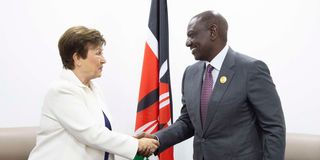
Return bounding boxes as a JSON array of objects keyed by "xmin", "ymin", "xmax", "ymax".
[{"xmin": 220, "ymin": 76, "xmax": 227, "ymax": 84}]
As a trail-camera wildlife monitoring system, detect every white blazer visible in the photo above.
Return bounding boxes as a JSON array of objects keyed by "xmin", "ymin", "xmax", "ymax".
[{"xmin": 28, "ymin": 69, "xmax": 138, "ymax": 160}]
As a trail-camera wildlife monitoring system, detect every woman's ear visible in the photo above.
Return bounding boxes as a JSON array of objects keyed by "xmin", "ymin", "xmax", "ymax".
[{"xmin": 73, "ymin": 52, "xmax": 81, "ymax": 67}]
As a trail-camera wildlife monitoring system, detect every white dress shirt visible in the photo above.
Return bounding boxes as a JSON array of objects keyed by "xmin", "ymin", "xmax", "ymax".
[
  {"xmin": 28, "ymin": 69, "xmax": 138, "ymax": 160},
  {"xmin": 205, "ymin": 44, "xmax": 229, "ymax": 89}
]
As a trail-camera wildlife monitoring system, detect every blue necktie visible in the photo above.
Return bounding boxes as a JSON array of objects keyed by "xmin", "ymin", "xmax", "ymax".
[{"xmin": 102, "ymin": 111, "xmax": 112, "ymax": 160}]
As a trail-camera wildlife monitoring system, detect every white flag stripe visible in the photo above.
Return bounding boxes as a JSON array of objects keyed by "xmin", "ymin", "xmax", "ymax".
[
  {"xmin": 134, "ymin": 120, "xmax": 156, "ymax": 134},
  {"xmin": 146, "ymin": 122, "xmax": 158, "ymax": 134},
  {"xmin": 159, "ymin": 59, "xmax": 168, "ymax": 79},
  {"xmin": 147, "ymin": 155, "xmax": 159, "ymax": 160},
  {"xmin": 160, "ymin": 99, "xmax": 170, "ymax": 109},
  {"xmin": 146, "ymin": 27, "xmax": 158, "ymax": 58},
  {"xmin": 159, "ymin": 92, "xmax": 169, "ymax": 101}
]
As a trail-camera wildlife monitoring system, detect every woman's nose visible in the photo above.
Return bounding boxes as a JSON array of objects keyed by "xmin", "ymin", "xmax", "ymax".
[{"xmin": 100, "ymin": 56, "xmax": 106, "ymax": 64}]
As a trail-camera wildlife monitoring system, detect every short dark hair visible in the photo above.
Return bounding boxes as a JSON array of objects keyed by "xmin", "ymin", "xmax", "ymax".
[
  {"xmin": 197, "ymin": 11, "xmax": 228, "ymax": 42},
  {"xmin": 58, "ymin": 26, "xmax": 106, "ymax": 69}
]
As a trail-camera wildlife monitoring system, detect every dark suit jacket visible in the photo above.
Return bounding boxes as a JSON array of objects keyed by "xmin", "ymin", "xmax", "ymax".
[{"xmin": 155, "ymin": 48, "xmax": 286, "ymax": 160}]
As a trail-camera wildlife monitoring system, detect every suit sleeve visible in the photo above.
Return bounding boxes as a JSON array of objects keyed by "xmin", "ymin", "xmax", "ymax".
[
  {"xmin": 44, "ymin": 83, "xmax": 138, "ymax": 159},
  {"xmin": 155, "ymin": 66, "xmax": 195, "ymax": 152},
  {"xmin": 247, "ymin": 60, "xmax": 286, "ymax": 160}
]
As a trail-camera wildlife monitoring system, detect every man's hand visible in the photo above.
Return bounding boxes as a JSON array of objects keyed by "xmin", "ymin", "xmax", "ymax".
[
  {"xmin": 137, "ymin": 137, "xmax": 159, "ymax": 157},
  {"xmin": 134, "ymin": 132, "xmax": 157, "ymax": 139},
  {"xmin": 134, "ymin": 132, "xmax": 159, "ymax": 157}
]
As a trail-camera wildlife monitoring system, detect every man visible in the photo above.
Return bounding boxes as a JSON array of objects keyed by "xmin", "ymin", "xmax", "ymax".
[{"xmin": 142, "ymin": 10, "xmax": 286, "ymax": 160}]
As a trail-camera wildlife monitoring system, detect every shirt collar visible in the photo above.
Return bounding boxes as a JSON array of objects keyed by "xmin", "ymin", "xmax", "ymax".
[
  {"xmin": 60, "ymin": 69, "xmax": 93, "ymax": 89},
  {"xmin": 206, "ymin": 44, "xmax": 229, "ymax": 71}
]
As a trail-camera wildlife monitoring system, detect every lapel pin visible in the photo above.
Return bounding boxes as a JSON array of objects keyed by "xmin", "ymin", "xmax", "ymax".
[{"xmin": 220, "ymin": 76, "xmax": 227, "ymax": 84}]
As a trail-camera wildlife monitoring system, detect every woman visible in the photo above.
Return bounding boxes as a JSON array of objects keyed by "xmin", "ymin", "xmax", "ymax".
[{"xmin": 28, "ymin": 26, "xmax": 158, "ymax": 160}]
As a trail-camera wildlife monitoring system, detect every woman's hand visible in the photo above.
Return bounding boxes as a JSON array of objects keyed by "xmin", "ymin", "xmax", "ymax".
[{"xmin": 137, "ymin": 137, "xmax": 159, "ymax": 157}]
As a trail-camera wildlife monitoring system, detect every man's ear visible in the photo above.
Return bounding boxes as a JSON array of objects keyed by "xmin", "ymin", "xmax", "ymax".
[
  {"xmin": 209, "ymin": 24, "xmax": 217, "ymax": 41},
  {"xmin": 73, "ymin": 52, "xmax": 81, "ymax": 67}
]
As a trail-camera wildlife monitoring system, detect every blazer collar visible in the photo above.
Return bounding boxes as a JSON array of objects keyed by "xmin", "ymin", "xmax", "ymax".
[{"xmin": 60, "ymin": 69, "xmax": 94, "ymax": 89}]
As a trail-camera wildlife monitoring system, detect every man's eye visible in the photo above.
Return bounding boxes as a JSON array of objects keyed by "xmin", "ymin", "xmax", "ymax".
[{"xmin": 188, "ymin": 33, "xmax": 195, "ymax": 38}]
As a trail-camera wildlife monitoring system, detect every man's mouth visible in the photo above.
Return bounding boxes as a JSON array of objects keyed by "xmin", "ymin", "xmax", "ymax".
[{"xmin": 191, "ymin": 47, "xmax": 197, "ymax": 54}]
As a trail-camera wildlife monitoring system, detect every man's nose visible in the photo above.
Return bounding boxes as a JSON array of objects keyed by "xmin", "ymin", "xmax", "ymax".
[{"xmin": 186, "ymin": 39, "xmax": 192, "ymax": 47}]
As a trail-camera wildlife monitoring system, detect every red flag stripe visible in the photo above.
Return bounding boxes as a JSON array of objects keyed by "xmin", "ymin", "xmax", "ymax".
[
  {"xmin": 135, "ymin": 101, "xmax": 159, "ymax": 130},
  {"xmin": 138, "ymin": 43, "xmax": 158, "ymax": 102}
]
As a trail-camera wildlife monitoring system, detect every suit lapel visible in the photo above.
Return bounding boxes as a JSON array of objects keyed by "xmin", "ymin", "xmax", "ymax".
[
  {"xmin": 203, "ymin": 49, "xmax": 236, "ymax": 134},
  {"xmin": 190, "ymin": 62, "xmax": 206, "ymax": 134}
]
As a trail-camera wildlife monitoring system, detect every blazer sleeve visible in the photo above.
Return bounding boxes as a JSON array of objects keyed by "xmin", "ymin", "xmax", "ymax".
[
  {"xmin": 44, "ymin": 83, "xmax": 138, "ymax": 159},
  {"xmin": 155, "ymin": 66, "xmax": 195, "ymax": 152},
  {"xmin": 247, "ymin": 60, "xmax": 286, "ymax": 160}
]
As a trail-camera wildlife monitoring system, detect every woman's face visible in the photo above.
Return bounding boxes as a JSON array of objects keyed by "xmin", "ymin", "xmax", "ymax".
[{"xmin": 78, "ymin": 44, "xmax": 105, "ymax": 80}]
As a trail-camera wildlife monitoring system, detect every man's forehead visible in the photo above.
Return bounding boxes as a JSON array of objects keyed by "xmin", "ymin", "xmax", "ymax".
[
  {"xmin": 190, "ymin": 16, "xmax": 199, "ymax": 23},
  {"xmin": 187, "ymin": 17, "xmax": 205, "ymax": 31},
  {"xmin": 187, "ymin": 17, "xmax": 199, "ymax": 28}
]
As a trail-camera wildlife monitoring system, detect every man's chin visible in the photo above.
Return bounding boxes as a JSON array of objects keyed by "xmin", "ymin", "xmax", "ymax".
[
  {"xmin": 192, "ymin": 52, "xmax": 202, "ymax": 60},
  {"xmin": 193, "ymin": 55, "xmax": 201, "ymax": 60}
]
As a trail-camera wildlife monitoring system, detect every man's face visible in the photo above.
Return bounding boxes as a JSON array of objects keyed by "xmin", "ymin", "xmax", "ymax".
[{"xmin": 186, "ymin": 17, "xmax": 214, "ymax": 61}]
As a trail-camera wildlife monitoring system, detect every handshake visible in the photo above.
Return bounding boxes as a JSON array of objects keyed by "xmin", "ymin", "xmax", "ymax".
[{"xmin": 134, "ymin": 132, "xmax": 159, "ymax": 157}]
